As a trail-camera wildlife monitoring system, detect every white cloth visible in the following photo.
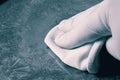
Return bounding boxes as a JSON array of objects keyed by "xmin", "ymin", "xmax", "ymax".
[{"xmin": 44, "ymin": 0, "xmax": 120, "ymax": 73}]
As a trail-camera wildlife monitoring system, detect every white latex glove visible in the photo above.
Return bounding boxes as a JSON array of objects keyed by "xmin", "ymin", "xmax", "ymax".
[
  {"xmin": 44, "ymin": 0, "xmax": 120, "ymax": 73},
  {"xmin": 54, "ymin": 0, "xmax": 111, "ymax": 49}
]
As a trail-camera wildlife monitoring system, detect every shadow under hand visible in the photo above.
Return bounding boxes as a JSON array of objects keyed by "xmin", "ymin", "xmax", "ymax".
[
  {"xmin": 0, "ymin": 0, "xmax": 8, "ymax": 5},
  {"xmin": 96, "ymin": 43, "xmax": 120, "ymax": 77}
]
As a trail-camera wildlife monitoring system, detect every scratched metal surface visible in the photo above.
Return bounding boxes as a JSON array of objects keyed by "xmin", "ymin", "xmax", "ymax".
[{"xmin": 0, "ymin": 0, "xmax": 120, "ymax": 80}]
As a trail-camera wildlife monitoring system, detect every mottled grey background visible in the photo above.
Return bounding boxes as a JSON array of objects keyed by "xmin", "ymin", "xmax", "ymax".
[{"xmin": 0, "ymin": 0, "xmax": 120, "ymax": 80}]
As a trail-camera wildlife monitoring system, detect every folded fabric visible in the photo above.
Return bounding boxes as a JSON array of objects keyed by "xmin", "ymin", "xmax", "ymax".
[
  {"xmin": 45, "ymin": 26, "xmax": 106, "ymax": 73},
  {"xmin": 44, "ymin": 0, "xmax": 120, "ymax": 73}
]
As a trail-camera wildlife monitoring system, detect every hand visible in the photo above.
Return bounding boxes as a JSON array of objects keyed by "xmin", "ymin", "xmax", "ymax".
[
  {"xmin": 55, "ymin": 0, "xmax": 111, "ymax": 49},
  {"xmin": 54, "ymin": 0, "xmax": 120, "ymax": 60}
]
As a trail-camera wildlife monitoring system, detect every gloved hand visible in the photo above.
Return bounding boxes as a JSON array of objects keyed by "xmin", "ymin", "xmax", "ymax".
[
  {"xmin": 44, "ymin": 0, "xmax": 120, "ymax": 73},
  {"xmin": 54, "ymin": 0, "xmax": 111, "ymax": 49}
]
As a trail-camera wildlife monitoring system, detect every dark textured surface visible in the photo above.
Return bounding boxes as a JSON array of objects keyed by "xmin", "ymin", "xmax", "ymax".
[{"xmin": 0, "ymin": 0, "xmax": 120, "ymax": 80}]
